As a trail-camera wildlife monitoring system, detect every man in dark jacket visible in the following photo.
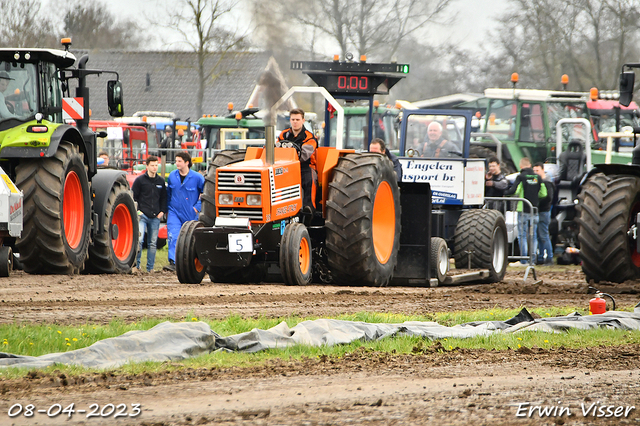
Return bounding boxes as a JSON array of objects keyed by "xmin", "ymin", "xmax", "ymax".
[
  {"xmin": 369, "ymin": 138, "xmax": 402, "ymax": 181},
  {"xmin": 278, "ymin": 108, "xmax": 318, "ymax": 212},
  {"xmin": 485, "ymin": 156, "xmax": 508, "ymax": 213},
  {"xmin": 132, "ymin": 155, "xmax": 167, "ymax": 272},
  {"xmin": 504, "ymin": 157, "xmax": 547, "ymax": 265},
  {"xmin": 533, "ymin": 162, "xmax": 556, "ymax": 265}
]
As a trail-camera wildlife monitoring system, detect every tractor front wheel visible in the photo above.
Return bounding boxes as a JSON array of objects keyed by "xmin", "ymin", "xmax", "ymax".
[
  {"xmin": 85, "ymin": 175, "xmax": 138, "ymax": 274},
  {"xmin": 176, "ymin": 220, "xmax": 206, "ymax": 284},
  {"xmin": 280, "ymin": 222, "xmax": 312, "ymax": 286},
  {"xmin": 453, "ymin": 209, "xmax": 508, "ymax": 282}
]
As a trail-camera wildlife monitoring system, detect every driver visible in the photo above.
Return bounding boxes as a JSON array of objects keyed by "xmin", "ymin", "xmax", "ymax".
[
  {"xmin": 422, "ymin": 121, "xmax": 457, "ymax": 158},
  {"xmin": 0, "ymin": 71, "xmax": 16, "ymax": 119},
  {"xmin": 277, "ymin": 108, "xmax": 318, "ymax": 212}
]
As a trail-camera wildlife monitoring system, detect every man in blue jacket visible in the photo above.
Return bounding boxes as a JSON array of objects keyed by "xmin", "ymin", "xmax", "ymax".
[{"xmin": 164, "ymin": 151, "xmax": 205, "ymax": 272}]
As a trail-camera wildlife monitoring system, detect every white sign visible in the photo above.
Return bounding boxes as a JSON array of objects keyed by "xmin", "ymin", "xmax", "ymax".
[
  {"xmin": 399, "ymin": 158, "xmax": 485, "ymax": 205},
  {"xmin": 228, "ymin": 233, "xmax": 253, "ymax": 253},
  {"xmin": 464, "ymin": 160, "xmax": 485, "ymax": 205},
  {"xmin": 399, "ymin": 159, "xmax": 464, "ymax": 204}
]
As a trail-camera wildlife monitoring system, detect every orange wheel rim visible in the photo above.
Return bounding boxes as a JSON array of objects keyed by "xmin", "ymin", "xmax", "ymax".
[
  {"xmin": 63, "ymin": 171, "xmax": 84, "ymax": 249},
  {"xmin": 194, "ymin": 257, "xmax": 204, "ymax": 272},
  {"xmin": 111, "ymin": 204, "xmax": 133, "ymax": 261},
  {"xmin": 299, "ymin": 236, "xmax": 310, "ymax": 274},
  {"xmin": 372, "ymin": 180, "xmax": 395, "ymax": 264}
]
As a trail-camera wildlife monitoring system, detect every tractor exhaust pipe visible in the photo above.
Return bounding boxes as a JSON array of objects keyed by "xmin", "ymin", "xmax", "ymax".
[{"xmin": 265, "ymin": 125, "xmax": 275, "ymax": 165}]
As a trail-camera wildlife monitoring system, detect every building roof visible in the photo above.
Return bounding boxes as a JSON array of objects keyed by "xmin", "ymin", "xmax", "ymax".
[{"xmin": 70, "ymin": 50, "xmax": 282, "ymax": 121}]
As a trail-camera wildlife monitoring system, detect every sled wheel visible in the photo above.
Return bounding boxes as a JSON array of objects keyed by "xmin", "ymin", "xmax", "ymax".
[
  {"xmin": 325, "ymin": 153, "xmax": 401, "ymax": 286},
  {"xmin": 15, "ymin": 141, "xmax": 91, "ymax": 273},
  {"xmin": 176, "ymin": 220, "xmax": 206, "ymax": 284},
  {"xmin": 280, "ymin": 222, "xmax": 312, "ymax": 286},
  {"xmin": 430, "ymin": 237, "xmax": 449, "ymax": 284},
  {"xmin": 0, "ymin": 246, "xmax": 12, "ymax": 277}
]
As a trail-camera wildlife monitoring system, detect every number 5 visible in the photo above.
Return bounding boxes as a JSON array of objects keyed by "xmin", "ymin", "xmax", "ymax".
[{"xmin": 236, "ymin": 239, "xmax": 243, "ymax": 251}]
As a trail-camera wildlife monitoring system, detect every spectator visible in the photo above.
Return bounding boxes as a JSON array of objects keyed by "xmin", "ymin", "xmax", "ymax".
[
  {"xmin": 98, "ymin": 151, "xmax": 110, "ymax": 167},
  {"xmin": 161, "ymin": 126, "xmax": 175, "ymax": 162},
  {"xmin": 132, "ymin": 155, "xmax": 167, "ymax": 272},
  {"xmin": 278, "ymin": 108, "xmax": 318, "ymax": 213},
  {"xmin": 484, "ymin": 156, "xmax": 508, "ymax": 213},
  {"xmin": 164, "ymin": 151, "xmax": 205, "ymax": 272},
  {"xmin": 533, "ymin": 162, "xmax": 555, "ymax": 265},
  {"xmin": 369, "ymin": 138, "xmax": 402, "ymax": 181},
  {"xmin": 422, "ymin": 122, "xmax": 458, "ymax": 158},
  {"xmin": 504, "ymin": 157, "xmax": 547, "ymax": 265}
]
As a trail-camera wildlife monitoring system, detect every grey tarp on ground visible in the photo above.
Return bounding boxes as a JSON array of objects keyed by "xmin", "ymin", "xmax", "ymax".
[{"xmin": 1, "ymin": 307, "xmax": 640, "ymax": 370}]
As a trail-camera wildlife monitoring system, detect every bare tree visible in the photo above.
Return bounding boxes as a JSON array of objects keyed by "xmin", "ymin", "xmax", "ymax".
[
  {"xmin": 0, "ymin": 0, "xmax": 58, "ymax": 47},
  {"xmin": 159, "ymin": 0, "xmax": 246, "ymax": 117},
  {"xmin": 62, "ymin": 1, "xmax": 148, "ymax": 49},
  {"xmin": 480, "ymin": 0, "xmax": 640, "ymax": 91}
]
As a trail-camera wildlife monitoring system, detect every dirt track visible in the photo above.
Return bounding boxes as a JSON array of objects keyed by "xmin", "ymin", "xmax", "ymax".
[{"xmin": 1, "ymin": 265, "xmax": 639, "ymax": 425}]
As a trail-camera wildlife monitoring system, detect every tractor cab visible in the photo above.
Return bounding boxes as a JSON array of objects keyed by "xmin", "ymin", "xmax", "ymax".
[{"xmin": 456, "ymin": 88, "xmax": 597, "ymax": 171}]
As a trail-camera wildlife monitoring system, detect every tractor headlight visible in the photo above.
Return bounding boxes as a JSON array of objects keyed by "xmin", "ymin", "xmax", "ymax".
[
  {"xmin": 218, "ymin": 193, "xmax": 233, "ymax": 205},
  {"xmin": 246, "ymin": 194, "xmax": 262, "ymax": 206}
]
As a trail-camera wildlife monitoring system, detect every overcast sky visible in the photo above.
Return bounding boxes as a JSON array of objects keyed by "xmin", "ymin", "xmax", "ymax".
[{"xmin": 102, "ymin": 0, "xmax": 504, "ymax": 52}]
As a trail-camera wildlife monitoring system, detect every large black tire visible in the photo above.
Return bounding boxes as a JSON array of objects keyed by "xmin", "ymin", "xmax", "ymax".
[
  {"xmin": 430, "ymin": 237, "xmax": 449, "ymax": 284},
  {"xmin": 85, "ymin": 175, "xmax": 138, "ymax": 274},
  {"xmin": 15, "ymin": 141, "xmax": 91, "ymax": 274},
  {"xmin": 176, "ymin": 220, "xmax": 206, "ymax": 284},
  {"xmin": 325, "ymin": 153, "xmax": 401, "ymax": 286},
  {"xmin": 577, "ymin": 173, "xmax": 640, "ymax": 283},
  {"xmin": 453, "ymin": 209, "xmax": 508, "ymax": 283},
  {"xmin": 280, "ymin": 222, "xmax": 312, "ymax": 286},
  {"xmin": 468, "ymin": 145, "xmax": 516, "ymax": 174},
  {"xmin": 0, "ymin": 246, "xmax": 12, "ymax": 277},
  {"xmin": 199, "ymin": 150, "xmax": 246, "ymax": 226}
]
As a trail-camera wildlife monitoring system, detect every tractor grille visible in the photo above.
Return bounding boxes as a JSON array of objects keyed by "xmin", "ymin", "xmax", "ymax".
[
  {"xmin": 218, "ymin": 207, "xmax": 263, "ymax": 221},
  {"xmin": 218, "ymin": 171, "xmax": 262, "ymax": 192},
  {"xmin": 271, "ymin": 184, "xmax": 301, "ymax": 205}
]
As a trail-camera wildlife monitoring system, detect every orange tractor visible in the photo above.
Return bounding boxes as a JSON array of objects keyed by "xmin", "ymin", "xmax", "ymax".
[{"xmin": 175, "ymin": 62, "xmax": 421, "ymax": 286}]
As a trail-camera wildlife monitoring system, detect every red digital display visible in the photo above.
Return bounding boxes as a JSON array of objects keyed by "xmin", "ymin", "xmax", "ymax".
[{"xmin": 336, "ymin": 75, "xmax": 369, "ymax": 91}]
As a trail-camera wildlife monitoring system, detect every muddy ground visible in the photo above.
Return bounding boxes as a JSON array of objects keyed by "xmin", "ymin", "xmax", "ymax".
[{"xmin": 1, "ymin": 265, "xmax": 640, "ymax": 425}]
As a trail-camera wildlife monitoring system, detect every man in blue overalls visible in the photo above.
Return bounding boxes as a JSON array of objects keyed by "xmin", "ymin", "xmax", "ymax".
[{"xmin": 164, "ymin": 151, "xmax": 205, "ymax": 272}]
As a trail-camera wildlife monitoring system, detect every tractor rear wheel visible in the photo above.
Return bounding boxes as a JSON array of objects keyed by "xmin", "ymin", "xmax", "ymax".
[
  {"xmin": 453, "ymin": 209, "xmax": 508, "ymax": 282},
  {"xmin": 15, "ymin": 141, "xmax": 91, "ymax": 274},
  {"xmin": 577, "ymin": 173, "xmax": 640, "ymax": 283},
  {"xmin": 280, "ymin": 222, "xmax": 312, "ymax": 286},
  {"xmin": 199, "ymin": 150, "xmax": 246, "ymax": 226},
  {"xmin": 85, "ymin": 175, "xmax": 138, "ymax": 274},
  {"xmin": 325, "ymin": 153, "xmax": 401, "ymax": 286},
  {"xmin": 430, "ymin": 237, "xmax": 449, "ymax": 284},
  {"xmin": 176, "ymin": 220, "xmax": 206, "ymax": 284}
]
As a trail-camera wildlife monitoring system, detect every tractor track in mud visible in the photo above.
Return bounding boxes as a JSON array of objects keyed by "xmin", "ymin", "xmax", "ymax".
[{"xmin": 1, "ymin": 265, "xmax": 640, "ymax": 425}]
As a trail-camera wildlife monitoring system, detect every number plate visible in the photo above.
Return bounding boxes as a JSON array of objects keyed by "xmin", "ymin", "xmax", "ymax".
[{"xmin": 228, "ymin": 233, "xmax": 253, "ymax": 253}]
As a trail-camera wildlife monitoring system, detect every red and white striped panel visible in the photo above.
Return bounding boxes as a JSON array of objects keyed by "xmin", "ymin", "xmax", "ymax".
[{"xmin": 62, "ymin": 97, "xmax": 84, "ymax": 121}]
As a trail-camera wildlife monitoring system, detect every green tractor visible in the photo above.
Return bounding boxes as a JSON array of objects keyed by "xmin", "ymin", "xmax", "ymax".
[
  {"xmin": 457, "ymin": 87, "xmax": 632, "ymax": 172},
  {"xmin": 0, "ymin": 39, "xmax": 138, "ymax": 274}
]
